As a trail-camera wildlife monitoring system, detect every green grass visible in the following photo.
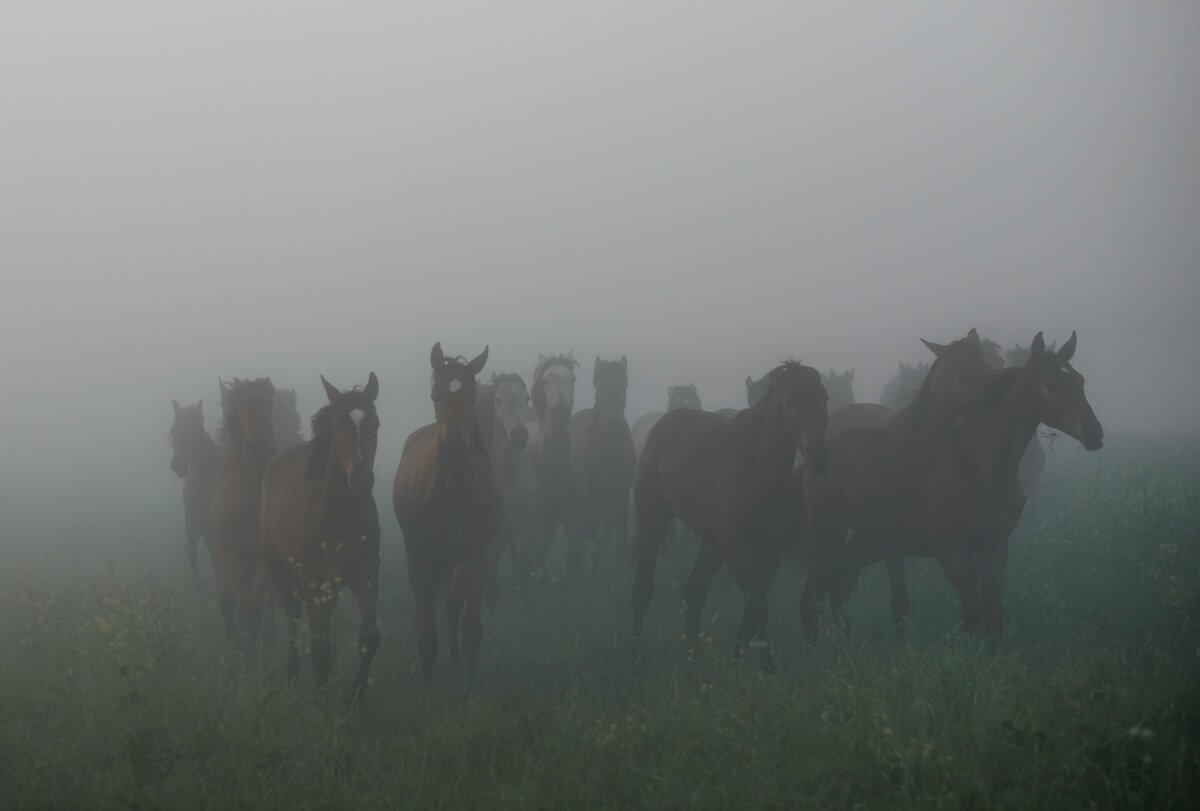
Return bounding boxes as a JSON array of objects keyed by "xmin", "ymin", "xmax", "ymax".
[{"xmin": 1, "ymin": 434, "xmax": 1198, "ymax": 809}]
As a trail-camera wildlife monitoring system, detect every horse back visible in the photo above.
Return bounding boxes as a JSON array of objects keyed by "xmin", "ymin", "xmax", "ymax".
[
  {"xmin": 827, "ymin": 403, "xmax": 892, "ymax": 440},
  {"xmin": 637, "ymin": 409, "xmax": 728, "ymax": 537}
]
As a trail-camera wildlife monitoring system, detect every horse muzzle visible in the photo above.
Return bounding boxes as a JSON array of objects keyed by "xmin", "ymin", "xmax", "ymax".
[{"xmin": 510, "ymin": 423, "xmax": 529, "ymax": 451}]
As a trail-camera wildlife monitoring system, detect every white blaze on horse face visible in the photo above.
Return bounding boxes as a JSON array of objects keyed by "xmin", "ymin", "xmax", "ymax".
[
  {"xmin": 349, "ymin": 408, "xmax": 365, "ymax": 426},
  {"xmin": 449, "ymin": 379, "xmax": 463, "ymax": 393},
  {"xmin": 543, "ymin": 364, "xmax": 576, "ymax": 413}
]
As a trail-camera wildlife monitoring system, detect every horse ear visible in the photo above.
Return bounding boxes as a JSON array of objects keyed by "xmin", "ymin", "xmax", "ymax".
[
  {"xmin": 537, "ymin": 353, "xmax": 547, "ymax": 365},
  {"xmin": 466, "ymin": 346, "xmax": 489, "ymax": 377},
  {"xmin": 567, "ymin": 350, "xmax": 575, "ymax": 363},
  {"xmin": 921, "ymin": 339, "xmax": 947, "ymax": 359},
  {"xmin": 595, "ymin": 355, "xmax": 602, "ymax": 367},
  {"xmin": 490, "ymin": 372, "xmax": 498, "ymax": 384},
  {"xmin": 1030, "ymin": 332, "xmax": 1046, "ymax": 359},
  {"xmin": 172, "ymin": 399, "xmax": 182, "ymax": 417},
  {"xmin": 620, "ymin": 354, "xmax": 627, "ymax": 368},
  {"xmin": 219, "ymin": 379, "xmax": 230, "ymax": 398},
  {"xmin": 1056, "ymin": 331, "xmax": 1077, "ymax": 364},
  {"xmin": 320, "ymin": 375, "xmax": 340, "ymax": 403},
  {"xmin": 848, "ymin": 368, "xmax": 855, "ymax": 381},
  {"xmin": 363, "ymin": 372, "xmax": 379, "ymax": 401},
  {"xmin": 197, "ymin": 399, "xmax": 203, "ymax": 416},
  {"xmin": 966, "ymin": 328, "xmax": 981, "ymax": 346},
  {"xmin": 431, "ymin": 342, "xmax": 445, "ymax": 370},
  {"xmin": 745, "ymin": 375, "xmax": 753, "ymax": 388}
]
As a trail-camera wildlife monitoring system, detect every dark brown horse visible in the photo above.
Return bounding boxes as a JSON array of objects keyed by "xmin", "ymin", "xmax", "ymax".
[
  {"xmin": 631, "ymin": 384, "xmax": 703, "ymax": 463},
  {"xmin": 825, "ymin": 329, "xmax": 1000, "ymax": 623},
  {"xmin": 254, "ymin": 373, "xmax": 380, "ymax": 703},
  {"xmin": 169, "ymin": 399, "xmax": 219, "ymax": 584},
  {"xmin": 273, "ymin": 388, "xmax": 304, "ymax": 450},
  {"xmin": 632, "ymin": 361, "xmax": 829, "ymax": 670},
  {"xmin": 394, "ymin": 344, "xmax": 501, "ymax": 686},
  {"xmin": 570, "ymin": 356, "xmax": 637, "ymax": 572},
  {"xmin": 806, "ymin": 333, "xmax": 1102, "ymax": 641},
  {"xmin": 210, "ymin": 377, "xmax": 275, "ymax": 648},
  {"xmin": 530, "ymin": 353, "xmax": 579, "ymax": 569}
]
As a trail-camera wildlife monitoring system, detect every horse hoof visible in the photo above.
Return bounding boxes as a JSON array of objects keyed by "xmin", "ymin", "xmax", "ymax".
[{"xmin": 345, "ymin": 682, "xmax": 367, "ymax": 708}]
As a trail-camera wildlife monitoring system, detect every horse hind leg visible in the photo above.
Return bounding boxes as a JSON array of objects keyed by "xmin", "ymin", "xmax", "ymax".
[
  {"xmin": 307, "ymin": 600, "xmax": 335, "ymax": 692},
  {"xmin": 346, "ymin": 565, "xmax": 381, "ymax": 706},
  {"xmin": 412, "ymin": 579, "xmax": 439, "ymax": 682},
  {"xmin": 682, "ymin": 539, "xmax": 723, "ymax": 646},
  {"xmin": 459, "ymin": 549, "xmax": 489, "ymax": 690},
  {"xmin": 184, "ymin": 521, "xmax": 201, "ymax": 586},
  {"xmin": 630, "ymin": 497, "xmax": 673, "ymax": 642}
]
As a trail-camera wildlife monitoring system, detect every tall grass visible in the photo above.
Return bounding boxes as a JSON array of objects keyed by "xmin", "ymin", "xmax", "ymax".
[{"xmin": 0, "ymin": 434, "xmax": 1197, "ymax": 809}]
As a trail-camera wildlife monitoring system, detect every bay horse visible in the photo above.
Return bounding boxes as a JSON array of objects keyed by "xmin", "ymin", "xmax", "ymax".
[
  {"xmin": 631, "ymin": 384, "xmax": 702, "ymax": 463},
  {"xmin": 823, "ymin": 329, "xmax": 999, "ymax": 624},
  {"xmin": 632, "ymin": 360, "xmax": 829, "ymax": 670},
  {"xmin": 570, "ymin": 356, "xmax": 637, "ymax": 573},
  {"xmin": 806, "ymin": 332, "xmax": 1102, "ymax": 642},
  {"xmin": 210, "ymin": 377, "xmax": 275, "ymax": 649},
  {"xmin": 880, "ymin": 360, "xmax": 930, "ymax": 411},
  {"xmin": 530, "ymin": 352, "xmax": 579, "ymax": 570},
  {"xmin": 482, "ymin": 372, "xmax": 539, "ymax": 601},
  {"xmin": 169, "ymin": 399, "xmax": 219, "ymax": 584},
  {"xmin": 394, "ymin": 344, "xmax": 501, "ymax": 686},
  {"xmin": 254, "ymin": 373, "xmax": 380, "ymax": 703},
  {"xmin": 273, "ymin": 388, "xmax": 304, "ymax": 450}
]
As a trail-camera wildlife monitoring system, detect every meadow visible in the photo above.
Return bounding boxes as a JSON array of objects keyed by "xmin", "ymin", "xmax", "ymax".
[{"xmin": 1, "ymin": 434, "xmax": 1197, "ymax": 809}]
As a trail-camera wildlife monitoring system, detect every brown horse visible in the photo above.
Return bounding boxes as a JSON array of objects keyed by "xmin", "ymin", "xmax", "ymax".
[
  {"xmin": 824, "ymin": 329, "xmax": 1000, "ymax": 623},
  {"xmin": 570, "ymin": 356, "xmax": 637, "ymax": 572},
  {"xmin": 210, "ymin": 377, "xmax": 275, "ymax": 649},
  {"xmin": 631, "ymin": 384, "xmax": 703, "ymax": 463},
  {"xmin": 806, "ymin": 333, "xmax": 1102, "ymax": 641},
  {"xmin": 273, "ymin": 388, "xmax": 304, "ymax": 450},
  {"xmin": 254, "ymin": 373, "xmax": 380, "ymax": 703},
  {"xmin": 530, "ymin": 352, "xmax": 579, "ymax": 570},
  {"xmin": 394, "ymin": 344, "xmax": 501, "ymax": 686},
  {"xmin": 169, "ymin": 399, "xmax": 219, "ymax": 584},
  {"xmin": 632, "ymin": 360, "xmax": 829, "ymax": 670}
]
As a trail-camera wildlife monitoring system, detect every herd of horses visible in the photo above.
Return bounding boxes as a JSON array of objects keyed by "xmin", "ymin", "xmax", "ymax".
[{"xmin": 167, "ymin": 330, "xmax": 1102, "ymax": 701}]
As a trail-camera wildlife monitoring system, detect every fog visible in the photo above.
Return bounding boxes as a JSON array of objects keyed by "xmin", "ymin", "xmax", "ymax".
[{"xmin": 2, "ymin": 2, "xmax": 1197, "ymax": 510}]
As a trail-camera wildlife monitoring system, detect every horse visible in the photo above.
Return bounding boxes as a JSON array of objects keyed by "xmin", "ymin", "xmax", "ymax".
[
  {"xmin": 481, "ymin": 372, "xmax": 539, "ymax": 600},
  {"xmin": 631, "ymin": 360, "xmax": 829, "ymax": 670},
  {"xmin": 210, "ymin": 377, "xmax": 275, "ymax": 651},
  {"xmin": 254, "ymin": 373, "xmax": 381, "ymax": 704},
  {"xmin": 879, "ymin": 360, "xmax": 930, "ymax": 412},
  {"xmin": 805, "ymin": 332, "xmax": 1102, "ymax": 642},
  {"xmin": 169, "ymin": 399, "xmax": 219, "ymax": 584},
  {"xmin": 530, "ymin": 352, "xmax": 579, "ymax": 571},
  {"xmin": 570, "ymin": 356, "xmax": 637, "ymax": 572},
  {"xmin": 825, "ymin": 329, "xmax": 1000, "ymax": 624},
  {"xmin": 394, "ymin": 344, "xmax": 501, "ymax": 686},
  {"xmin": 820, "ymin": 369, "xmax": 856, "ymax": 411},
  {"xmin": 631, "ymin": 384, "xmax": 702, "ymax": 463},
  {"xmin": 273, "ymin": 388, "xmax": 304, "ymax": 450}
]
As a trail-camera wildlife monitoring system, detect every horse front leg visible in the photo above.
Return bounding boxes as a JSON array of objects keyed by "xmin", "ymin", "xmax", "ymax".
[
  {"xmin": 346, "ymin": 564, "xmax": 381, "ymax": 706},
  {"xmin": 937, "ymin": 547, "xmax": 983, "ymax": 634},
  {"xmin": 445, "ymin": 564, "xmax": 465, "ymax": 665},
  {"xmin": 306, "ymin": 595, "xmax": 335, "ymax": 693},
  {"xmin": 979, "ymin": 540, "xmax": 1009, "ymax": 644},
  {"xmin": 459, "ymin": 548, "xmax": 489, "ymax": 690},
  {"xmin": 885, "ymin": 555, "xmax": 911, "ymax": 625}
]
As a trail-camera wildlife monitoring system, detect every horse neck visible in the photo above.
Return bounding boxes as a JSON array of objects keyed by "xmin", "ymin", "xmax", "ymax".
[
  {"xmin": 969, "ymin": 375, "xmax": 1041, "ymax": 486},
  {"xmin": 747, "ymin": 398, "xmax": 797, "ymax": 481},
  {"xmin": 315, "ymin": 445, "xmax": 353, "ymax": 524},
  {"xmin": 189, "ymin": 432, "xmax": 219, "ymax": 480}
]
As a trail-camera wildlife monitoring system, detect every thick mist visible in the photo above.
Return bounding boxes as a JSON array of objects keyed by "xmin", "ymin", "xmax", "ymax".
[{"xmin": 1, "ymin": 2, "xmax": 1197, "ymax": 512}]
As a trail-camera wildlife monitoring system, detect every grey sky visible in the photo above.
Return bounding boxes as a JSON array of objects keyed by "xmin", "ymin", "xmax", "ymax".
[{"xmin": 2, "ymin": 2, "xmax": 1197, "ymax": 503}]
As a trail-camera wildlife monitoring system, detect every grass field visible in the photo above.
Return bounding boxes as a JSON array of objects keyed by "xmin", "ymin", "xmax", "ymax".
[{"xmin": 1, "ymin": 435, "xmax": 1198, "ymax": 809}]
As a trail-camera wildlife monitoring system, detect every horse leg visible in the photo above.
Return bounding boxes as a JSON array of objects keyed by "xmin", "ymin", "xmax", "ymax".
[
  {"xmin": 724, "ymin": 535, "xmax": 780, "ymax": 672},
  {"xmin": 279, "ymin": 587, "xmax": 303, "ymax": 687},
  {"xmin": 937, "ymin": 548, "xmax": 983, "ymax": 634},
  {"xmin": 412, "ymin": 580, "xmax": 439, "ymax": 682},
  {"xmin": 485, "ymin": 526, "xmax": 507, "ymax": 612},
  {"xmin": 459, "ymin": 549, "xmax": 489, "ymax": 690},
  {"xmin": 631, "ymin": 503, "xmax": 672, "ymax": 642},
  {"xmin": 346, "ymin": 565, "xmax": 381, "ymax": 706},
  {"xmin": 261, "ymin": 584, "xmax": 278, "ymax": 652},
  {"xmin": 184, "ymin": 519, "xmax": 201, "ymax": 586},
  {"xmin": 979, "ymin": 540, "xmax": 1009, "ymax": 643},
  {"xmin": 445, "ymin": 564, "xmax": 465, "ymax": 664},
  {"xmin": 682, "ymin": 539, "xmax": 724, "ymax": 646},
  {"xmin": 885, "ymin": 555, "xmax": 911, "ymax": 625},
  {"xmin": 307, "ymin": 598, "xmax": 335, "ymax": 693}
]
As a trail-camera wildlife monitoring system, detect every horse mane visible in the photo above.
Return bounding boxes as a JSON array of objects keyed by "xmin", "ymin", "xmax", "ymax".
[
  {"xmin": 491, "ymin": 372, "xmax": 526, "ymax": 390},
  {"xmin": 430, "ymin": 354, "xmax": 473, "ymax": 382},
  {"xmin": 959, "ymin": 367, "xmax": 1023, "ymax": 421},
  {"xmin": 306, "ymin": 389, "xmax": 378, "ymax": 479}
]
